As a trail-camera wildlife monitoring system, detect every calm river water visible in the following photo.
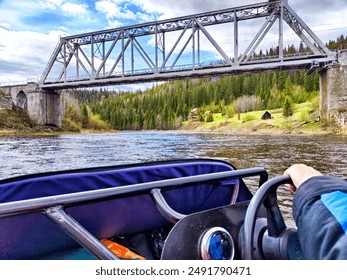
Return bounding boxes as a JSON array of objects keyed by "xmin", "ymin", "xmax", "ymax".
[{"xmin": 1, "ymin": 131, "xmax": 347, "ymax": 226}]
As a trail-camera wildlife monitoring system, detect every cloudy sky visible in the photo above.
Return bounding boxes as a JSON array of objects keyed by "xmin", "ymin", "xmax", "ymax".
[{"xmin": 0, "ymin": 0, "xmax": 346, "ymax": 87}]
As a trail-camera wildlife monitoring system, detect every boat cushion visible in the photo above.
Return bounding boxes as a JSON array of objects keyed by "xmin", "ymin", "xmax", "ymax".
[{"xmin": 0, "ymin": 159, "xmax": 252, "ymax": 259}]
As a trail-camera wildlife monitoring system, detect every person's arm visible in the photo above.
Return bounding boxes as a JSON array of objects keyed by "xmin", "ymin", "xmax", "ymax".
[{"xmin": 285, "ymin": 165, "xmax": 347, "ymax": 259}]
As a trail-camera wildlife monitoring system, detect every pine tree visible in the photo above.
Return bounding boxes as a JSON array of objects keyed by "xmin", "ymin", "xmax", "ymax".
[
  {"xmin": 277, "ymin": 72, "xmax": 286, "ymax": 91},
  {"xmin": 284, "ymin": 76, "xmax": 293, "ymax": 99},
  {"xmin": 81, "ymin": 103, "xmax": 89, "ymax": 128},
  {"xmin": 282, "ymin": 97, "xmax": 293, "ymax": 117},
  {"xmin": 304, "ymin": 74, "xmax": 315, "ymax": 92}
]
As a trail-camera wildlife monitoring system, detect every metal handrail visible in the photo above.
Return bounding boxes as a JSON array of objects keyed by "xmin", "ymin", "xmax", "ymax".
[
  {"xmin": 0, "ymin": 167, "xmax": 267, "ymax": 218},
  {"xmin": 0, "ymin": 79, "xmax": 39, "ymax": 87}
]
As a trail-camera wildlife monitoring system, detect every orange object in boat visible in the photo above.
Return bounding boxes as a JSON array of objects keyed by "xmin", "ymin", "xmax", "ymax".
[{"xmin": 101, "ymin": 239, "xmax": 146, "ymax": 260}]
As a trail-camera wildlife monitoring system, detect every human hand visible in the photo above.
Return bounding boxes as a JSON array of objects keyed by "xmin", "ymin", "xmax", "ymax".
[{"xmin": 284, "ymin": 164, "xmax": 323, "ymax": 191}]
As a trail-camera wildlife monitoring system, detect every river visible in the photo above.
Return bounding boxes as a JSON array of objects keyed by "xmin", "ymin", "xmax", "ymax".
[{"xmin": 1, "ymin": 131, "xmax": 347, "ymax": 227}]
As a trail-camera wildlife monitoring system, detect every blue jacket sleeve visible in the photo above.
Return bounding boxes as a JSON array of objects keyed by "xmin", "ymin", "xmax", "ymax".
[{"xmin": 293, "ymin": 176, "xmax": 347, "ymax": 259}]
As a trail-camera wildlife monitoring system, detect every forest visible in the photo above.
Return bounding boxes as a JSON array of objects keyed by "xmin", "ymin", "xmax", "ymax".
[{"xmin": 64, "ymin": 35, "xmax": 347, "ymax": 131}]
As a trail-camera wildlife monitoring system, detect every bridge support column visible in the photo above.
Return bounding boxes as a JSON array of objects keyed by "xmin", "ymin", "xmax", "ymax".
[
  {"xmin": 320, "ymin": 50, "xmax": 347, "ymax": 126},
  {"xmin": 2, "ymin": 83, "xmax": 63, "ymax": 126},
  {"xmin": 40, "ymin": 89, "xmax": 63, "ymax": 126}
]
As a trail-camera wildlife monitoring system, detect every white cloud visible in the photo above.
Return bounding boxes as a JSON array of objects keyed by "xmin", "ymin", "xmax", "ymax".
[
  {"xmin": 95, "ymin": 0, "xmax": 147, "ymax": 28},
  {"xmin": 39, "ymin": 0, "xmax": 64, "ymax": 9},
  {"xmin": 95, "ymin": 0, "xmax": 121, "ymax": 19},
  {"xmin": 0, "ymin": 23, "xmax": 12, "ymax": 29},
  {"xmin": 106, "ymin": 19, "xmax": 123, "ymax": 28},
  {"xmin": 130, "ymin": 0, "xmax": 256, "ymax": 19},
  {"xmin": 134, "ymin": 11, "xmax": 157, "ymax": 23},
  {"xmin": 61, "ymin": 2, "xmax": 89, "ymax": 18},
  {"xmin": 96, "ymin": 0, "xmax": 148, "ymax": 23},
  {"xmin": 94, "ymin": 0, "xmax": 157, "ymax": 27},
  {"xmin": 0, "ymin": 28, "xmax": 66, "ymax": 82},
  {"xmin": 39, "ymin": 0, "xmax": 89, "ymax": 18},
  {"xmin": 0, "ymin": 1, "xmax": 39, "ymax": 31}
]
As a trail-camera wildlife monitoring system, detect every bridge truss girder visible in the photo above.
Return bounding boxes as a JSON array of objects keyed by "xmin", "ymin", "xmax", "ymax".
[{"xmin": 40, "ymin": 0, "xmax": 336, "ymax": 89}]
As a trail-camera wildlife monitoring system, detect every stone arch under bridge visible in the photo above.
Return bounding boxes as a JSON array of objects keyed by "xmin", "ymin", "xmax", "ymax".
[{"xmin": 16, "ymin": 90, "xmax": 28, "ymax": 110}]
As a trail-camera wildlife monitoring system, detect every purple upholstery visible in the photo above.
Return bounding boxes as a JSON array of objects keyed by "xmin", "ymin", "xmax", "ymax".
[{"xmin": 0, "ymin": 159, "xmax": 251, "ymax": 259}]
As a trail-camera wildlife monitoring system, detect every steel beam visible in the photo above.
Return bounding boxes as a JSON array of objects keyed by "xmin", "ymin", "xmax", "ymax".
[
  {"xmin": 234, "ymin": 11, "xmax": 239, "ymax": 65},
  {"xmin": 279, "ymin": 3, "xmax": 284, "ymax": 62}
]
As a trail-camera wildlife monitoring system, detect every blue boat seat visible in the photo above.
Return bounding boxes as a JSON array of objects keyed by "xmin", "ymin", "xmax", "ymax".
[{"xmin": 0, "ymin": 159, "xmax": 252, "ymax": 259}]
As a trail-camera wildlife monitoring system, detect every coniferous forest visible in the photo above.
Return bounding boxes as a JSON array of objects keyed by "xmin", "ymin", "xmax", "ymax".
[{"xmin": 65, "ymin": 35, "xmax": 347, "ymax": 131}]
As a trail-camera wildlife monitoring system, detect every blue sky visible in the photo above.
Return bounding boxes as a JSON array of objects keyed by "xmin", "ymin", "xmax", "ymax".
[{"xmin": 0, "ymin": 0, "xmax": 346, "ymax": 88}]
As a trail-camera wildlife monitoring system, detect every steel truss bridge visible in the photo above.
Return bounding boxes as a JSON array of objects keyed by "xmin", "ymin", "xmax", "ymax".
[{"xmin": 40, "ymin": 0, "xmax": 336, "ymax": 90}]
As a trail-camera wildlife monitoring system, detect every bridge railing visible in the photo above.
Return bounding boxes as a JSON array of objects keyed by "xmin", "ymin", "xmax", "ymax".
[
  {"xmin": 0, "ymin": 78, "xmax": 39, "ymax": 87},
  {"xmin": 245, "ymin": 52, "xmax": 317, "ymax": 63}
]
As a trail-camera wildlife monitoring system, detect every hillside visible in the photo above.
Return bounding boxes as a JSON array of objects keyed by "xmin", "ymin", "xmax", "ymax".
[
  {"xmin": 0, "ymin": 109, "xmax": 65, "ymax": 136},
  {"xmin": 180, "ymin": 102, "xmax": 342, "ymax": 135}
]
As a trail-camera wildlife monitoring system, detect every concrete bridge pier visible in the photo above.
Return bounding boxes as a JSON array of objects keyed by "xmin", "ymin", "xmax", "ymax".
[
  {"xmin": 2, "ymin": 83, "xmax": 62, "ymax": 126},
  {"xmin": 320, "ymin": 50, "xmax": 347, "ymax": 126},
  {"xmin": 41, "ymin": 89, "xmax": 62, "ymax": 126}
]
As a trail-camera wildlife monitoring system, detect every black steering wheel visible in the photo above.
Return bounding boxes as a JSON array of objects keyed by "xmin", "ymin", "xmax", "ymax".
[{"xmin": 242, "ymin": 175, "xmax": 303, "ymax": 260}]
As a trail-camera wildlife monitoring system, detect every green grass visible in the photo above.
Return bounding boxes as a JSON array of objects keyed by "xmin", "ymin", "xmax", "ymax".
[{"xmin": 182, "ymin": 101, "xmax": 327, "ymax": 134}]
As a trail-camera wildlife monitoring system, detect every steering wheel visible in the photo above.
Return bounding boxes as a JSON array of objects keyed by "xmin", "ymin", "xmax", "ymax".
[{"xmin": 242, "ymin": 175, "xmax": 303, "ymax": 260}]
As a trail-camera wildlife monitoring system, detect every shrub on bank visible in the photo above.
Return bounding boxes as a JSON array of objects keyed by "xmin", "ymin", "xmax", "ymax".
[
  {"xmin": 206, "ymin": 114, "xmax": 214, "ymax": 122},
  {"xmin": 88, "ymin": 114, "xmax": 110, "ymax": 130},
  {"xmin": 62, "ymin": 117, "xmax": 80, "ymax": 132},
  {"xmin": 298, "ymin": 110, "xmax": 311, "ymax": 123},
  {"xmin": 242, "ymin": 113, "xmax": 257, "ymax": 123}
]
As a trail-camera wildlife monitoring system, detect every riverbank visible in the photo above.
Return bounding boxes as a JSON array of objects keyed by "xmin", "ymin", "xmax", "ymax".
[
  {"xmin": 180, "ymin": 102, "xmax": 345, "ymax": 135},
  {"xmin": 0, "ymin": 102, "xmax": 345, "ymax": 137},
  {"xmin": 0, "ymin": 109, "xmax": 66, "ymax": 137},
  {"xmin": 0, "ymin": 109, "xmax": 115, "ymax": 137}
]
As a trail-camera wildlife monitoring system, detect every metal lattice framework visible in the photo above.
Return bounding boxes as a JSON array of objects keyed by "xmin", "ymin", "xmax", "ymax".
[{"xmin": 40, "ymin": 0, "xmax": 336, "ymax": 89}]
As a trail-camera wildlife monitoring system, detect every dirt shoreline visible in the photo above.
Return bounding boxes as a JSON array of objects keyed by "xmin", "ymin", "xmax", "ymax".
[
  {"xmin": 178, "ymin": 119, "xmax": 346, "ymax": 136},
  {"xmin": 0, "ymin": 127, "xmax": 117, "ymax": 137},
  {"xmin": 0, "ymin": 122, "xmax": 345, "ymax": 137}
]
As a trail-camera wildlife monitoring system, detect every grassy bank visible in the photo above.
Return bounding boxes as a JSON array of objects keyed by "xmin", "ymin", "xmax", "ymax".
[
  {"xmin": 0, "ymin": 109, "xmax": 115, "ymax": 137},
  {"xmin": 0, "ymin": 109, "xmax": 68, "ymax": 137},
  {"xmin": 180, "ymin": 102, "xmax": 341, "ymax": 135}
]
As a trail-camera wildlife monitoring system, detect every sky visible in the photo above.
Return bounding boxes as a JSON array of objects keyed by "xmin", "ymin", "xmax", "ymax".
[{"xmin": 0, "ymin": 0, "xmax": 346, "ymax": 89}]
